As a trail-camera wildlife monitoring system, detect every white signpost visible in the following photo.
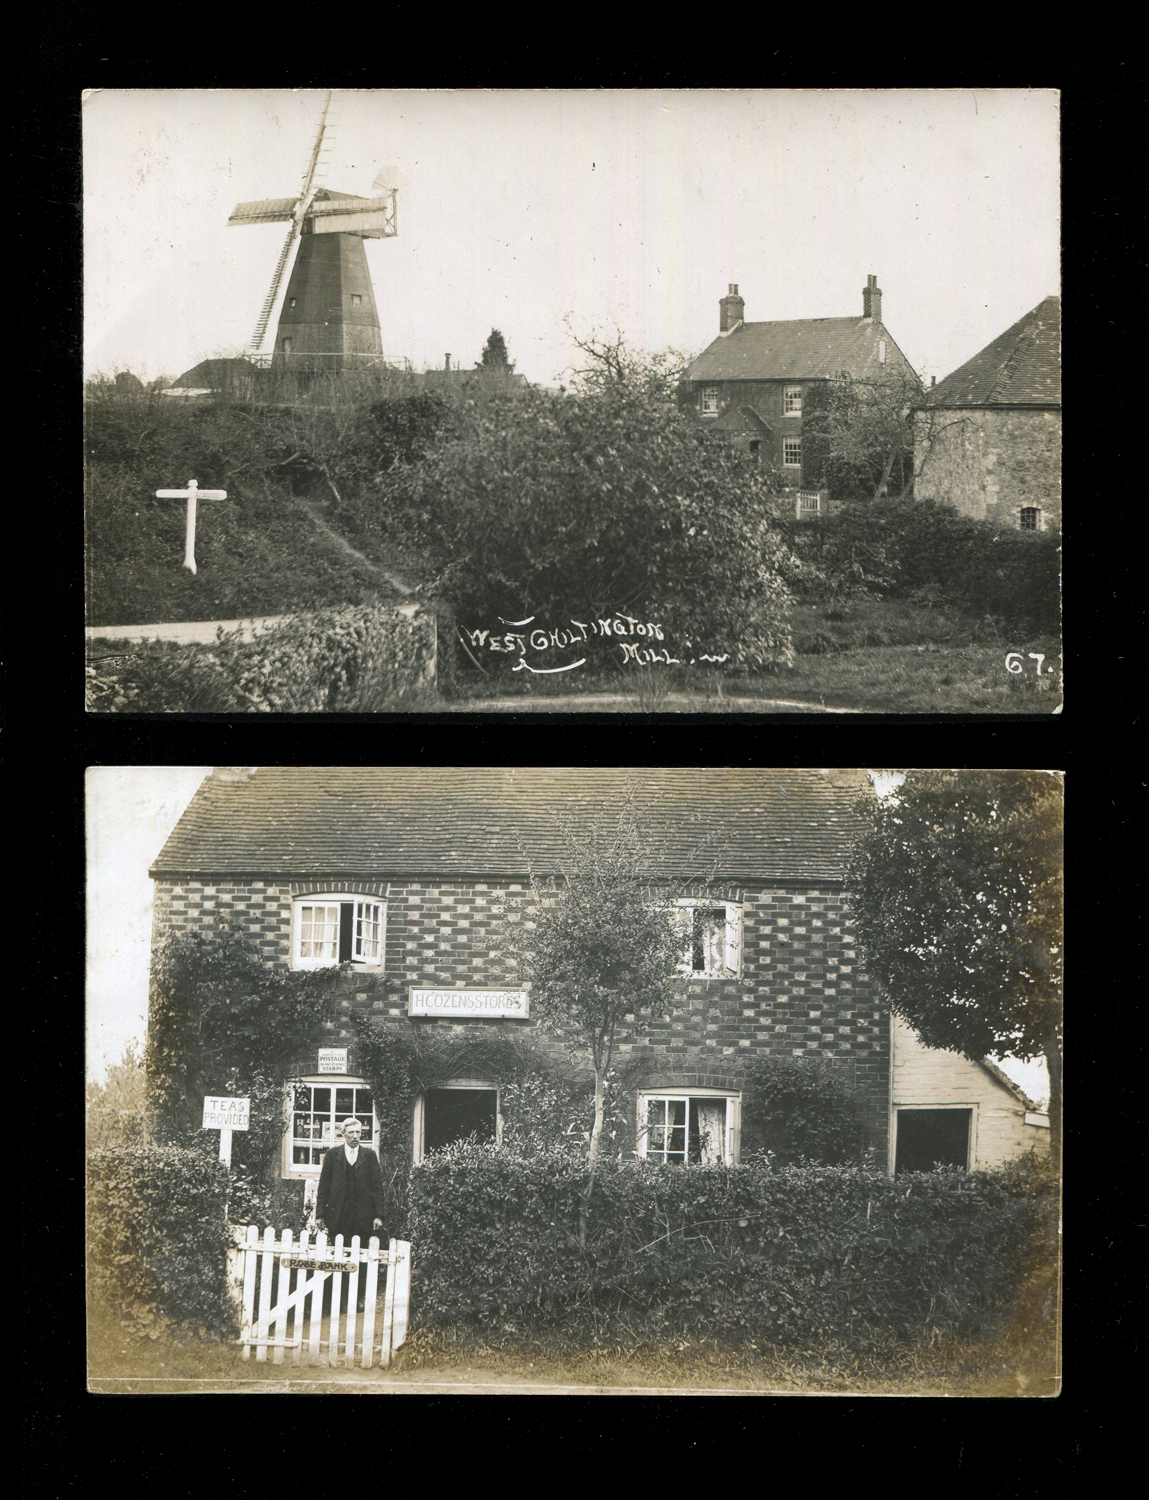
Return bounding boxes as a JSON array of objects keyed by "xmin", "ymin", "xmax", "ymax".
[
  {"xmin": 155, "ymin": 478, "xmax": 229, "ymax": 573},
  {"xmin": 203, "ymin": 1095, "xmax": 250, "ymax": 1166}
]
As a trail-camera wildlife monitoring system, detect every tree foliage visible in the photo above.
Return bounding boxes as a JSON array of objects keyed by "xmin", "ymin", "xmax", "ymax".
[
  {"xmin": 501, "ymin": 793, "xmax": 702, "ymax": 1246},
  {"xmin": 741, "ymin": 1057, "xmax": 873, "ymax": 1166},
  {"xmin": 377, "ymin": 347, "xmax": 795, "ymax": 669},
  {"xmin": 476, "ymin": 328, "xmax": 515, "ymax": 373},
  {"xmin": 147, "ymin": 928, "xmax": 338, "ymax": 1183},
  {"xmin": 86, "ymin": 1040, "xmax": 150, "ymax": 1151},
  {"xmin": 847, "ymin": 771, "xmax": 1063, "ymax": 1164},
  {"xmin": 803, "ymin": 367, "xmax": 923, "ymax": 499}
]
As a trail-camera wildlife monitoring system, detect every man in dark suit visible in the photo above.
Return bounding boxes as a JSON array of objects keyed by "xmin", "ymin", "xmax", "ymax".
[{"xmin": 316, "ymin": 1118, "xmax": 386, "ymax": 1247}]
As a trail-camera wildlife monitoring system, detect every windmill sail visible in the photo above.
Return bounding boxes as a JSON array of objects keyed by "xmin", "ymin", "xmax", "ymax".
[
  {"xmin": 228, "ymin": 198, "xmax": 299, "ymax": 226},
  {"xmin": 237, "ymin": 90, "xmax": 336, "ymax": 357}
]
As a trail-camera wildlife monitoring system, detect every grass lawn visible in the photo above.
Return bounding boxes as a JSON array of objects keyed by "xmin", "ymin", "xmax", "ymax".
[{"xmin": 85, "ymin": 597, "xmax": 1061, "ymax": 715}]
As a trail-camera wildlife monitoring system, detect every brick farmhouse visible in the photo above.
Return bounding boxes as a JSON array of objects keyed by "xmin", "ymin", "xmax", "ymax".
[
  {"xmin": 679, "ymin": 278, "xmax": 917, "ymax": 502},
  {"xmin": 148, "ymin": 767, "xmax": 1048, "ymax": 1182}
]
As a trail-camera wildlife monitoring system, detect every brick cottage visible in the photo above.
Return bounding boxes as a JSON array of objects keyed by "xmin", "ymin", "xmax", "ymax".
[{"xmin": 148, "ymin": 767, "xmax": 1048, "ymax": 1182}]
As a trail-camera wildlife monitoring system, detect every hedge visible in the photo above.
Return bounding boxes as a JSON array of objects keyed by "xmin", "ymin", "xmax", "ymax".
[
  {"xmin": 87, "ymin": 1142, "xmax": 236, "ymax": 1340},
  {"xmin": 408, "ymin": 1147, "xmax": 1057, "ymax": 1351},
  {"xmin": 792, "ymin": 498, "xmax": 1061, "ymax": 633},
  {"xmin": 86, "ymin": 604, "xmax": 437, "ymax": 713}
]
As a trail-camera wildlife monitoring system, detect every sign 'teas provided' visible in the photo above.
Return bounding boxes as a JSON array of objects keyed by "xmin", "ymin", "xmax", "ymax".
[{"xmin": 202, "ymin": 1096, "xmax": 251, "ymax": 1130}]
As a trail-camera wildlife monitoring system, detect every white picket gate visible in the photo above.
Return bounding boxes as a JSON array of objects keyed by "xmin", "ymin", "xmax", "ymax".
[{"xmin": 229, "ymin": 1226, "xmax": 411, "ymax": 1368}]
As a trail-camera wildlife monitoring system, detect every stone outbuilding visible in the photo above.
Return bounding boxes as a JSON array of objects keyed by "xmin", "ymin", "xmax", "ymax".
[{"xmin": 912, "ymin": 296, "xmax": 1061, "ymax": 532}]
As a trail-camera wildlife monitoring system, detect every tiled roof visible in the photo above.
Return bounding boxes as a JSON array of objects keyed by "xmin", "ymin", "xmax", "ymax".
[
  {"xmin": 150, "ymin": 767, "xmax": 873, "ymax": 882},
  {"xmin": 684, "ymin": 318, "xmax": 903, "ymax": 383},
  {"xmin": 921, "ymin": 297, "xmax": 1061, "ymax": 407},
  {"xmin": 715, "ymin": 405, "xmax": 774, "ymax": 435}
]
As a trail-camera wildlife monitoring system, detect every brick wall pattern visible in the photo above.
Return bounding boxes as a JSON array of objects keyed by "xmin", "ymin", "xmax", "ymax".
[{"xmin": 152, "ymin": 876, "xmax": 891, "ymax": 1168}]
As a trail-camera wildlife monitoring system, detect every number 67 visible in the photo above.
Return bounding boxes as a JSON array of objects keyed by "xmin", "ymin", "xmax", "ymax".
[{"xmin": 1006, "ymin": 653, "xmax": 1046, "ymax": 675}]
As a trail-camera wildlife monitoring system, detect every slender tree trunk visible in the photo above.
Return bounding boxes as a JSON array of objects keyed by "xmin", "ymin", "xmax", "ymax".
[
  {"xmin": 1043, "ymin": 1032, "xmax": 1062, "ymax": 1175},
  {"xmin": 578, "ymin": 1065, "xmax": 605, "ymax": 1251}
]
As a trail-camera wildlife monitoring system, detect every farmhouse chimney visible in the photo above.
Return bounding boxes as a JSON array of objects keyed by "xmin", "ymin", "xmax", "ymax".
[
  {"xmin": 445, "ymin": 353, "xmax": 451, "ymax": 371},
  {"xmin": 719, "ymin": 283, "xmax": 745, "ymax": 333},
  {"xmin": 863, "ymin": 274, "xmax": 882, "ymax": 324}
]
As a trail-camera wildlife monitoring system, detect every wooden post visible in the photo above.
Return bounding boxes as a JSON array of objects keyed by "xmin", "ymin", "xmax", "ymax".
[
  {"xmin": 308, "ymin": 1232, "xmax": 327, "ymax": 1366},
  {"xmin": 154, "ymin": 478, "xmax": 229, "ymax": 574},
  {"xmin": 361, "ymin": 1236, "xmax": 380, "ymax": 1368},
  {"xmin": 272, "ymin": 1229, "xmax": 293, "ymax": 1365}
]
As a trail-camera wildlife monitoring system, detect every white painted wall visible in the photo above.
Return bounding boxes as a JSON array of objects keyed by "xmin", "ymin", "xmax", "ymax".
[{"xmin": 890, "ymin": 1016, "xmax": 1049, "ymax": 1171}]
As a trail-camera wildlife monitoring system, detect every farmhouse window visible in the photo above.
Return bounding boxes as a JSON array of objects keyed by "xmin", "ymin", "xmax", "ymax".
[
  {"xmin": 288, "ymin": 298, "xmax": 297, "ymax": 308},
  {"xmin": 675, "ymin": 900, "xmax": 741, "ymax": 977},
  {"xmin": 292, "ymin": 895, "xmax": 385, "ymax": 969},
  {"xmin": 351, "ymin": 294, "xmax": 363, "ymax": 305},
  {"xmin": 288, "ymin": 1081, "xmax": 377, "ymax": 1173},
  {"xmin": 783, "ymin": 437, "xmax": 802, "ymax": 468},
  {"xmin": 784, "ymin": 386, "xmax": 802, "ymax": 414},
  {"xmin": 637, "ymin": 1091, "xmax": 741, "ymax": 1165},
  {"xmin": 701, "ymin": 386, "xmax": 719, "ymax": 416},
  {"xmin": 1020, "ymin": 507, "xmax": 1041, "ymax": 532}
]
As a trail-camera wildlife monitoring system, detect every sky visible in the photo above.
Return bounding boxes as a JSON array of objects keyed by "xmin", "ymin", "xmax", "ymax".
[
  {"xmin": 85, "ymin": 767, "xmax": 1050, "ymax": 1108},
  {"xmin": 83, "ymin": 88, "xmax": 1060, "ymax": 389}
]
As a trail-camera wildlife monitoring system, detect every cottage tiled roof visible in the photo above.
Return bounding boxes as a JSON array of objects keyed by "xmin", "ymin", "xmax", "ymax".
[
  {"xmin": 684, "ymin": 318, "xmax": 903, "ymax": 383},
  {"xmin": 922, "ymin": 297, "xmax": 1061, "ymax": 407},
  {"xmin": 150, "ymin": 767, "xmax": 873, "ymax": 882}
]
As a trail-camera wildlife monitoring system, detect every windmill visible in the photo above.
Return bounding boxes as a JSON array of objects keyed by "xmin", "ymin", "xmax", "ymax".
[{"xmin": 228, "ymin": 91, "xmax": 403, "ymax": 370}]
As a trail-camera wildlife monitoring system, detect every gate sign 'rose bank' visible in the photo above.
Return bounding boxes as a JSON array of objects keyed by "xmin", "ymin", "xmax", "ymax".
[{"xmin": 408, "ymin": 988, "xmax": 529, "ymax": 1019}]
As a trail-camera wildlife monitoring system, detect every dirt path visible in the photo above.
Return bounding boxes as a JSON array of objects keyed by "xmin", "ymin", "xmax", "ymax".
[
  {"xmin": 446, "ymin": 694, "xmax": 866, "ymax": 714},
  {"xmin": 294, "ymin": 498, "xmax": 413, "ymax": 595}
]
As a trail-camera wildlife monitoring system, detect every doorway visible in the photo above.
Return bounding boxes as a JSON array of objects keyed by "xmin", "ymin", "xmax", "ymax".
[
  {"xmin": 421, "ymin": 1087, "xmax": 498, "ymax": 1157},
  {"xmin": 894, "ymin": 1108, "xmax": 972, "ymax": 1173}
]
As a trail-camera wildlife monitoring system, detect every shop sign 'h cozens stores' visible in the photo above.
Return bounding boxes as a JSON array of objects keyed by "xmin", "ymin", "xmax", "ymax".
[{"xmin": 408, "ymin": 988, "xmax": 529, "ymax": 1019}]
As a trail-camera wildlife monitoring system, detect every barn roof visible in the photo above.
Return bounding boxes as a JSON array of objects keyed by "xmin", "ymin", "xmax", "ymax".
[
  {"xmin": 921, "ymin": 297, "xmax": 1061, "ymax": 407},
  {"xmin": 684, "ymin": 317, "xmax": 908, "ymax": 383},
  {"xmin": 150, "ymin": 767, "xmax": 873, "ymax": 882}
]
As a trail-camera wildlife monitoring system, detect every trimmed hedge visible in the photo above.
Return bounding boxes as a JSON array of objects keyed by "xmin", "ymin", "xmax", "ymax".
[
  {"xmin": 408, "ymin": 1147, "xmax": 1056, "ymax": 1351},
  {"xmin": 87, "ymin": 1142, "xmax": 237, "ymax": 1340},
  {"xmin": 792, "ymin": 498, "xmax": 1060, "ymax": 633},
  {"xmin": 86, "ymin": 604, "xmax": 437, "ymax": 713}
]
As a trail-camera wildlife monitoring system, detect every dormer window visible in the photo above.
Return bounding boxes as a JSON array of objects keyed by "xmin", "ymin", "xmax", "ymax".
[
  {"xmin": 701, "ymin": 386, "xmax": 719, "ymax": 416},
  {"xmin": 292, "ymin": 894, "xmax": 385, "ymax": 969},
  {"xmin": 784, "ymin": 386, "xmax": 802, "ymax": 415}
]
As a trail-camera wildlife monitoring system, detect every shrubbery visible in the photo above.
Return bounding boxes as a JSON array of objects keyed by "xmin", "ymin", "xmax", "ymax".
[
  {"xmin": 408, "ymin": 1147, "xmax": 1057, "ymax": 1352},
  {"xmin": 86, "ymin": 604, "xmax": 438, "ymax": 712},
  {"xmin": 741, "ymin": 1057, "xmax": 874, "ymax": 1165},
  {"xmin": 790, "ymin": 498, "xmax": 1060, "ymax": 633},
  {"xmin": 375, "ymin": 367, "xmax": 797, "ymax": 674},
  {"xmin": 87, "ymin": 1140, "xmax": 237, "ymax": 1340}
]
